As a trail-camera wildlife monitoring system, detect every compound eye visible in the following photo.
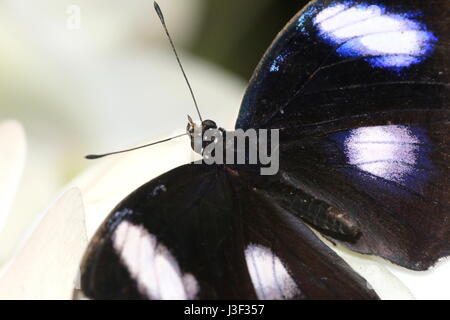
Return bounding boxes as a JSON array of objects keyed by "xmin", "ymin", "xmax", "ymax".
[{"xmin": 202, "ymin": 120, "xmax": 217, "ymax": 130}]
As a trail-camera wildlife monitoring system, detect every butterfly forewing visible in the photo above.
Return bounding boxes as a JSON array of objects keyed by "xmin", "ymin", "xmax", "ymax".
[{"xmin": 237, "ymin": 0, "xmax": 449, "ymax": 133}]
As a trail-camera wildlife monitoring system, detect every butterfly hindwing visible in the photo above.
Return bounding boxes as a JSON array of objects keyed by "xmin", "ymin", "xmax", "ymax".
[
  {"xmin": 80, "ymin": 164, "xmax": 256, "ymax": 299},
  {"xmin": 235, "ymin": 0, "xmax": 450, "ymax": 270},
  {"xmin": 80, "ymin": 164, "xmax": 378, "ymax": 299}
]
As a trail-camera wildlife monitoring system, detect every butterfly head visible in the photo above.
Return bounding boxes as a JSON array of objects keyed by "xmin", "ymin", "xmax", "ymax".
[{"xmin": 187, "ymin": 116, "xmax": 218, "ymax": 154}]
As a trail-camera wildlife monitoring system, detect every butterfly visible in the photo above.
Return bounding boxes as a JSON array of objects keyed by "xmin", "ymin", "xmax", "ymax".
[{"xmin": 78, "ymin": 0, "xmax": 449, "ymax": 299}]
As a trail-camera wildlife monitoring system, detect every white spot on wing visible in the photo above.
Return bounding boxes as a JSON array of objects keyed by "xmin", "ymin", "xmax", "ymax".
[
  {"xmin": 344, "ymin": 126, "xmax": 421, "ymax": 183},
  {"xmin": 314, "ymin": 3, "xmax": 348, "ymax": 24},
  {"xmin": 182, "ymin": 273, "xmax": 200, "ymax": 299},
  {"xmin": 318, "ymin": 4, "xmax": 383, "ymax": 32},
  {"xmin": 312, "ymin": 2, "xmax": 436, "ymax": 69},
  {"xmin": 113, "ymin": 221, "xmax": 198, "ymax": 299},
  {"xmin": 359, "ymin": 31, "xmax": 431, "ymax": 55},
  {"xmin": 245, "ymin": 244, "xmax": 300, "ymax": 300}
]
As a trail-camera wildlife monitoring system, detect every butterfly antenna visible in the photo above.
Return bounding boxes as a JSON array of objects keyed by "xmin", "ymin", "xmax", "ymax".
[
  {"xmin": 85, "ymin": 133, "xmax": 188, "ymax": 159},
  {"xmin": 154, "ymin": 1, "xmax": 203, "ymax": 122}
]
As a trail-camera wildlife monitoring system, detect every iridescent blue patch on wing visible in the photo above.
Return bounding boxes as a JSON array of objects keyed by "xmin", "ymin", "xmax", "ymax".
[
  {"xmin": 270, "ymin": 54, "xmax": 288, "ymax": 72},
  {"xmin": 312, "ymin": 1, "xmax": 437, "ymax": 71},
  {"xmin": 296, "ymin": 4, "xmax": 321, "ymax": 34}
]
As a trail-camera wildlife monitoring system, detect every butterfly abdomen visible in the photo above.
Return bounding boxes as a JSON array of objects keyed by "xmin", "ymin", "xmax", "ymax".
[
  {"xmin": 259, "ymin": 178, "xmax": 361, "ymax": 238},
  {"xmin": 291, "ymin": 193, "xmax": 360, "ymax": 238}
]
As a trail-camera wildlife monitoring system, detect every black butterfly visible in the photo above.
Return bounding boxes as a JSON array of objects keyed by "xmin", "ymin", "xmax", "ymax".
[{"xmin": 79, "ymin": 0, "xmax": 449, "ymax": 299}]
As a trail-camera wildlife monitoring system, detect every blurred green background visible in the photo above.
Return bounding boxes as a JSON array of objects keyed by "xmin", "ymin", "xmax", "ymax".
[{"xmin": 191, "ymin": 0, "xmax": 308, "ymax": 78}]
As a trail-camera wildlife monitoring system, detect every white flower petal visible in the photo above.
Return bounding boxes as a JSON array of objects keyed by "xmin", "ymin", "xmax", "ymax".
[
  {"xmin": 386, "ymin": 258, "xmax": 450, "ymax": 300},
  {"xmin": 0, "ymin": 120, "xmax": 26, "ymax": 232},
  {"xmin": 0, "ymin": 188, "xmax": 87, "ymax": 300},
  {"xmin": 313, "ymin": 232, "xmax": 413, "ymax": 299}
]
